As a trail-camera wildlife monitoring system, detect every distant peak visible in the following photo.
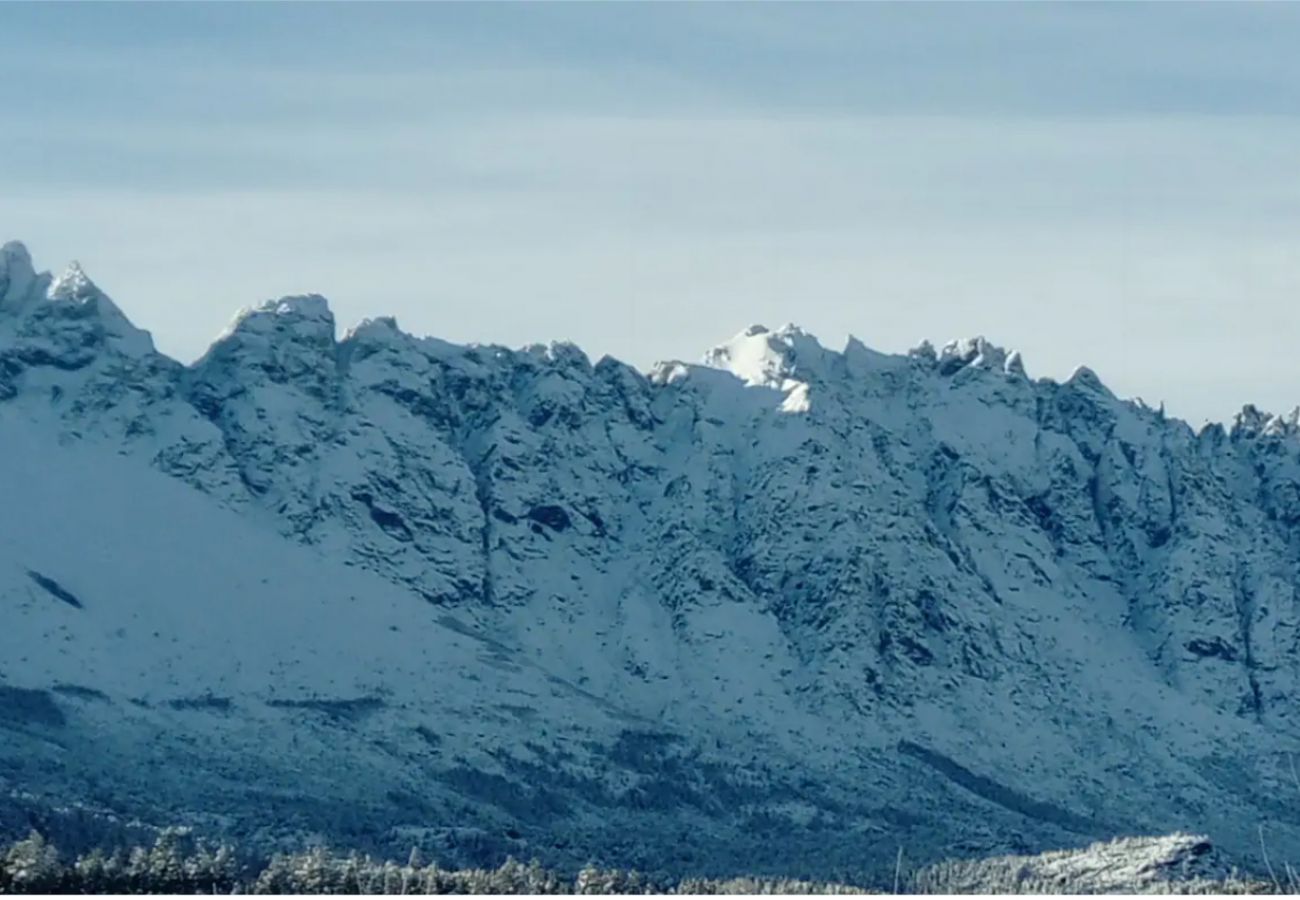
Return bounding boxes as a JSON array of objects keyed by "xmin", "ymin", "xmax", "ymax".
[
  {"xmin": 217, "ymin": 294, "xmax": 335, "ymax": 342},
  {"xmin": 1232, "ymin": 403, "xmax": 1300, "ymax": 439},
  {"xmin": 1, "ymin": 240, "xmax": 31, "ymax": 265},
  {"xmin": 698, "ymin": 324, "xmax": 830, "ymax": 416},
  {"xmin": 1066, "ymin": 365, "xmax": 1111, "ymax": 395},
  {"xmin": 47, "ymin": 260, "xmax": 98, "ymax": 302},
  {"xmin": 544, "ymin": 341, "xmax": 591, "ymax": 369},
  {"xmin": 908, "ymin": 340, "xmax": 937, "ymax": 363},
  {"xmin": 1004, "ymin": 349, "xmax": 1026, "ymax": 377},
  {"xmin": 773, "ymin": 322, "xmax": 810, "ymax": 339},
  {"xmin": 905, "ymin": 335, "xmax": 1027, "ymax": 379},
  {"xmin": 342, "ymin": 316, "xmax": 402, "ymax": 344},
  {"xmin": 519, "ymin": 340, "xmax": 592, "ymax": 371},
  {"xmin": 703, "ymin": 325, "xmax": 804, "ymax": 388},
  {"xmin": 0, "ymin": 240, "xmax": 37, "ymax": 308},
  {"xmin": 940, "ymin": 335, "xmax": 998, "ymax": 364},
  {"xmin": 2, "ymin": 255, "xmax": 155, "ymax": 357},
  {"xmin": 260, "ymin": 294, "xmax": 333, "ymax": 321}
]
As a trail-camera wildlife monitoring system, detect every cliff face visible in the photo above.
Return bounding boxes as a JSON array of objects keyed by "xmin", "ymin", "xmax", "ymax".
[{"xmin": 2, "ymin": 240, "xmax": 1299, "ymax": 879}]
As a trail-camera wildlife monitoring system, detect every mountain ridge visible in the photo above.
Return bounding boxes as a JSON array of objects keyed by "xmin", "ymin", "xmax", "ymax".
[
  {"xmin": 5, "ymin": 238, "xmax": 1297, "ymax": 434},
  {"xmin": 2, "ymin": 239, "xmax": 1300, "ymax": 881}
]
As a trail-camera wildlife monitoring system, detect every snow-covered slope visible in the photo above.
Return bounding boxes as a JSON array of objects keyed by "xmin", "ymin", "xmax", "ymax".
[{"xmin": 3, "ymin": 240, "xmax": 1300, "ymax": 880}]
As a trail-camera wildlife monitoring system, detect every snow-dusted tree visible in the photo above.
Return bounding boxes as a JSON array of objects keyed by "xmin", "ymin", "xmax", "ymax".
[
  {"xmin": 103, "ymin": 847, "xmax": 129, "ymax": 892},
  {"xmin": 417, "ymin": 859, "xmax": 450, "ymax": 894},
  {"xmin": 72, "ymin": 842, "xmax": 108, "ymax": 894},
  {"xmin": 202, "ymin": 841, "xmax": 240, "ymax": 891},
  {"xmin": 380, "ymin": 859, "xmax": 404, "ymax": 894},
  {"xmin": 337, "ymin": 851, "xmax": 364, "ymax": 893},
  {"xmin": 2, "ymin": 831, "xmax": 62, "ymax": 893},
  {"xmin": 489, "ymin": 856, "xmax": 526, "ymax": 893},
  {"xmin": 574, "ymin": 862, "xmax": 604, "ymax": 894},
  {"xmin": 124, "ymin": 844, "xmax": 150, "ymax": 887},
  {"xmin": 288, "ymin": 846, "xmax": 333, "ymax": 893},
  {"xmin": 253, "ymin": 852, "xmax": 294, "ymax": 893},
  {"xmin": 524, "ymin": 857, "xmax": 563, "ymax": 893},
  {"xmin": 145, "ymin": 828, "xmax": 188, "ymax": 891}
]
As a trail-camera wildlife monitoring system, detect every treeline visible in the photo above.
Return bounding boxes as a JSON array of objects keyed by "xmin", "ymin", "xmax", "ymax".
[
  {"xmin": 2, "ymin": 828, "xmax": 1276, "ymax": 895},
  {"xmin": 0, "ymin": 830, "xmax": 867, "ymax": 894}
]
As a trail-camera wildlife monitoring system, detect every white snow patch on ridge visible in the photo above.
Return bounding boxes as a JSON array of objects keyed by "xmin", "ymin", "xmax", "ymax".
[{"xmin": 46, "ymin": 261, "xmax": 97, "ymax": 302}]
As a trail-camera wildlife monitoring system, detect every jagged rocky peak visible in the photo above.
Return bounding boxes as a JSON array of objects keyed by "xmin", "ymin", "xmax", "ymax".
[
  {"xmin": 906, "ymin": 335, "xmax": 1026, "ymax": 378},
  {"xmin": 338, "ymin": 316, "xmax": 412, "ymax": 366},
  {"xmin": 701, "ymin": 322, "xmax": 832, "ymax": 388},
  {"xmin": 908, "ymin": 338, "xmax": 937, "ymax": 363},
  {"xmin": 842, "ymin": 334, "xmax": 897, "ymax": 372},
  {"xmin": 46, "ymin": 260, "xmax": 98, "ymax": 302},
  {"xmin": 1003, "ymin": 349, "xmax": 1026, "ymax": 376},
  {"xmin": 702, "ymin": 324, "xmax": 787, "ymax": 387},
  {"xmin": 1065, "ymin": 364, "xmax": 1113, "ymax": 395},
  {"xmin": 6, "ymin": 255, "xmax": 156, "ymax": 359},
  {"xmin": 343, "ymin": 315, "xmax": 402, "ymax": 344},
  {"xmin": 218, "ymin": 294, "xmax": 336, "ymax": 342},
  {"xmin": 521, "ymin": 340, "xmax": 592, "ymax": 371},
  {"xmin": 203, "ymin": 294, "xmax": 337, "ymax": 363},
  {"xmin": 0, "ymin": 240, "xmax": 37, "ymax": 308},
  {"xmin": 645, "ymin": 358, "xmax": 691, "ymax": 387},
  {"xmin": 192, "ymin": 294, "xmax": 341, "ymax": 403},
  {"xmin": 0, "ymin": 239, "xmax": 31, "ymax": 267},
  {"xmin": 1231, "ymin": 403, "xmax": 1300, "ymax": 439},
  {"xmin": 935, "ymin": 335, "xmax": 1023, "ymax": 376}
]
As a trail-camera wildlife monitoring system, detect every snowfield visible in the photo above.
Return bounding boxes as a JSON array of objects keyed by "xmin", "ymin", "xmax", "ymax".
[{"xmin": 2, "ymin": 239, "xmax": 1300, "ymax": 882}]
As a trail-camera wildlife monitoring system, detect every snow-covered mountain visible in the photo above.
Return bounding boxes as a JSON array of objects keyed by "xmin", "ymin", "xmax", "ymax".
[{"xmin": 2, "ymin": 239, "xmax": 1300, "ymax": 881}]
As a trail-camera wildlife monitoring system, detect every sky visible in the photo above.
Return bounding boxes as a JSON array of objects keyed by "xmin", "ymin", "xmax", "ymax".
[{"xmin": 4, "ymin": 3, "xmax": 1300, "ymax": 426}]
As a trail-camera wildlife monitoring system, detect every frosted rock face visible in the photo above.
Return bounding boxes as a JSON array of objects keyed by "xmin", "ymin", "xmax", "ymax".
[
  {"xmin": 911, "ymin": 833, "xmax": 1238, "ymax": 893},
  {"xmin": 3, "ymin": 240, "xmax": 1300, "ymax": 881}
]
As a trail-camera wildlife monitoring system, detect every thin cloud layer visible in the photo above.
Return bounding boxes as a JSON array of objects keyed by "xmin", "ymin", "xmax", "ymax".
[{"xmin": 3, "ymin": 4, "xmax": 1299, "ymax": 425}]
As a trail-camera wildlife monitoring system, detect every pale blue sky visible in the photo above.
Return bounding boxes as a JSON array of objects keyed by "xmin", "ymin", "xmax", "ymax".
[{"xmin": 4, "ymin": 2, "xmax": 1300, "ymax": 425}]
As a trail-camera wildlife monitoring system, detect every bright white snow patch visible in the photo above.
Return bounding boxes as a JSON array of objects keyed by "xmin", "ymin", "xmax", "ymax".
[
  {"xmin": 703, "ymin": 324, "xmax": 794, "ymax": 389},
  {"xmin": 46, "ymin": 261, "xmax": 97, "ymax": 302},
  {"xmin": 700, "ymin": 324, "xmax": 818, "ymax": 413}
]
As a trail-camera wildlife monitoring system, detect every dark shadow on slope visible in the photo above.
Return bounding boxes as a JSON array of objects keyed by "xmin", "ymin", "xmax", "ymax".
[
  {"xmin": 51, "ymin": 684, "xmax": 109, "ymax": 703},
  {"xmin": 25, "ymin": 570, "xmax": 83, "ymax": 609},
  {"xmin": 432, "ymin": 615, "xmax": 652, "ymax": 726},
  {"xmin": 266, "ymin": 696, "xmax": 384, "ymax": 722},
  {"xmin": 0, "ymin": 685, "xmax": 65, "ymax": 727},
  {"xmin": 435, "ymin": 614, "xmax": 514, "ymax": 654},
  {"xmin": 350, "ymin": 489, "xmax": 414, "ymax": 543},
  {"xmin": 898, "ymin": 740, "xmax": 1102, "ymax": 834},
  {"xmin": 168, "ymin": 694, "xmax": 233, "ymax": 712}
]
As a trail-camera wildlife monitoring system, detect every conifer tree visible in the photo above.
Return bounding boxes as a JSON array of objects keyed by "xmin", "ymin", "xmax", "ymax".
[{"xmin": 2, "ymin": 831, "xmax": 62, "ymax": 893}]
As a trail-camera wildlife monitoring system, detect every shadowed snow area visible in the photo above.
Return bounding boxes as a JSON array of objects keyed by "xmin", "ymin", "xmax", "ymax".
[{"xmin": 2, "ymin": 240, "xmax": 1300, "ymax": 884}]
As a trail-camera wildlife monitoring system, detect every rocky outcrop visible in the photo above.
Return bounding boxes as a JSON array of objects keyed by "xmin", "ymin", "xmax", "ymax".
[{"xmin": 911, "ymin": 833, "xmax": 1247, "ymax": 894}]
